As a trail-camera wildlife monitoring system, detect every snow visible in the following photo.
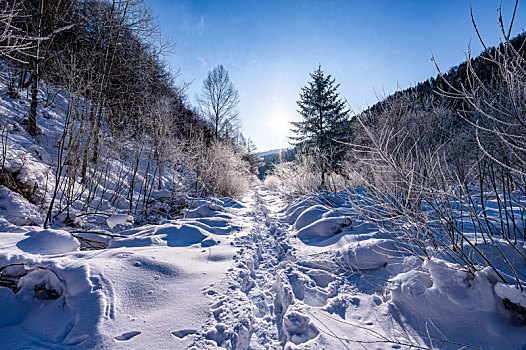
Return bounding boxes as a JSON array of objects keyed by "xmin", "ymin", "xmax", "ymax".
[
  {"xmin": 0, "ymin": 194, "xmax": 245, "ymax": 349},
  {"xmin": 293, "ymin": 204, "xmax": 328, "ymax": 229},
  {"xmin": 2, "ymin": 183, "xmax": 526, "ymax": 349},
  {"xmin": 106, "ymin": 214, "xmax": 134, "ymax": 229},
  {"xmin": 0, "ymin": 186, "xmax": 43, "ymax": 227},
  {"xmin": 282, "ymin": 311, "xmax": 319, "ymax": 345},
  {"xmin": 16, "ymin": 228, "xmax": 80, "ymax": 255},
  {"xmin": 296, "ymin": 216, "xmax": 352, "ymax": 243},
  {"xmin": 340, "ymin": 238, "xmax": 398, "ymax": 270},
  {"xmin": 495, "ymin": 282, "xmax": 526, "ymax": 308}
]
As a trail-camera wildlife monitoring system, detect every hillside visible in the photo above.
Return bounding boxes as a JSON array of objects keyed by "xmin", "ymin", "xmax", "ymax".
[
  {"xmin": 355, "ymin": 33, "xmax": 526, "ymax": 124},
  {"xmin": 257, "ymin": 148, "xmax": 297, "ymax": 179}
]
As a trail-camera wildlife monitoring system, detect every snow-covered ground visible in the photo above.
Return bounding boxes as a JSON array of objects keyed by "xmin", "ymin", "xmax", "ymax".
[
  {"xmin": 2, "ymin": 185, "xmax": 526, "ymax": 349},
  {"xmin": 0, "ymin": 194, "xmax": 248, "ymax": 348}
]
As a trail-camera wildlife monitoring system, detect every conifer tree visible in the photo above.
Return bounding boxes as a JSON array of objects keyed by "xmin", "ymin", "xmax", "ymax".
[{"xmin": 290, "ymin": 65, "xmax": 350, "ymax": 188}]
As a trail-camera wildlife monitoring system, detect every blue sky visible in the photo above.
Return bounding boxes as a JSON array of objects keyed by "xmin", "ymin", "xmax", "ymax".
[{"xmin": 145, "ymin": 0, "xmax": 524, "ymax": 152}]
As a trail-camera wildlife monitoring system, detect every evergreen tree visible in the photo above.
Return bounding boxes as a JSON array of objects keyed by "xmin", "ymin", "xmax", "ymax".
[{"xmin": 290, "ymin": 65, "xmax": 350, "ymax": 188}]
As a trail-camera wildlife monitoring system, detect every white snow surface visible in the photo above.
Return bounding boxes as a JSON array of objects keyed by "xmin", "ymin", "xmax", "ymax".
[
  {"xmin": 2, "ymin": 186, "xmax": 526, "ymax": 349},
  {"xmin": 106, "ymin": 214, "xmax": 134, "ymax": 229}
]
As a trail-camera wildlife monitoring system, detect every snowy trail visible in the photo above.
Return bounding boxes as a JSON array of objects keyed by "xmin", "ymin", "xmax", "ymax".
[
  {"xmin": 191, "ymin": 187, "xmax": 420, "ymax": 350},
  {"xmin": 192, "ymin": 186, "xmax": 389, "ymax": 350},
  {"xmin": 191, "ymin": 186, "xmax": 288, "ymax": 349}
]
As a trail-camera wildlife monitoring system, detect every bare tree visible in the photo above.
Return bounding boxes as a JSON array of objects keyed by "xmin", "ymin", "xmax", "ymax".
[
  {"xmin": 197, "ymin": 64, "xmax": 239, "ymax": 139},
  {"xmin": 0, "ymin": 0, "xmax": 32, "ymax": 62}
]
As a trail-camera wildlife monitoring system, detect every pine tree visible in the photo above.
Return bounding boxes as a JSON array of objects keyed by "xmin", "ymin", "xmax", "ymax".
[{"xmin": 290, "ymin": 65, "xmax": 350, "ymax": 188}]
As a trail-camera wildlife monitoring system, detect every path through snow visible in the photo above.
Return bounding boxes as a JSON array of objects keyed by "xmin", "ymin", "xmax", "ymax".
[
  {"xmin": 192, "ymin": 186, "xmax": 397, "ymax": 349},
  {"xmin": 191, "ymin": 186, "xmax": 526, "ymax": 350}
]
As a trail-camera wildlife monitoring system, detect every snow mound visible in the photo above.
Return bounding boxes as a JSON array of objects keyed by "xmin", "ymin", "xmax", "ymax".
[
  {"xmin": 296, "ymin": 216, "xmax": 352, "ymax": 243},
  {"xmin": 16, "ymin": 268, "xmax": 65, "ymax": 300},
  {"xmin": 392, "ymin": 258, "xmax": 497, "ymax": 312},
  {"xmin": 495, "ymin": 282, "xmax": 526, "ymax": 308},
  {"xmin": 16, "ymin": 229, "xmax": 79, "ymax": 254},
  {"xmin": 183, "ymin": 217, "xmax": 237, "ymax": 235},
  {"xmin": 386, "ymin": 257, "xmax": 526, "ymax": 348},
  {"xmin": 293, "ymin": 205, "xmax": 328, "ymax": 230},
  {"xmin": 340, "ymin": 238, "xmax": 398, "ymax": 270},
  {"xmin": 109, "ymin": 223, "xmax": 217, "ymax": 248},
  {"xmin": 186, "ymin": 203, "xmax": 220, "ymax": 218},
  {"xmin": 106, "ymin": 214, "xmax": 134, "ymax": 229},
  {"xmin": 0, "ymin": 186, "xmax": 43, "ymax": 227}
]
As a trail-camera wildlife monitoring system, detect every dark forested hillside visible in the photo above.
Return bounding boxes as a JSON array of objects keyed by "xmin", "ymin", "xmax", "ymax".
[
  {"xmin": 0, "ymin": 0, "xmax": 259, "ymax": 230},
  {"xmin": 356, "ymin": 33, "xmax": 526, "ymax": 123}
]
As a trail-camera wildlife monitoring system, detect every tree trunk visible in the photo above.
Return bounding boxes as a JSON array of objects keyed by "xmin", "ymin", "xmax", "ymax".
[
  {"xmin": 28, "ymin": 0, "xmax": 44, "ymax": 136},
  {"xmin": 28, "ymin": 59, "xmax": 39, "ymax": 136}
]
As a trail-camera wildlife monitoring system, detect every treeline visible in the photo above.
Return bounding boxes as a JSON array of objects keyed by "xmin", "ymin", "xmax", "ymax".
[
  {"xmin": 0, "ymin": 0, "xmax": 258, "ymax": 228},
  {"xmin": 258, "ymin": 148, "xmax": 297, "ymax": 179},
  {"xmin": 5, "ymin": 0, "xmax": 208, "ymax": 139}
]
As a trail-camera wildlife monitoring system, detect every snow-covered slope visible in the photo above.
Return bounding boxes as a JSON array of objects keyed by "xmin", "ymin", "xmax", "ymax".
[{"xmin": 2, "ymin": 181, "xmax": 526, "ymax": 349}]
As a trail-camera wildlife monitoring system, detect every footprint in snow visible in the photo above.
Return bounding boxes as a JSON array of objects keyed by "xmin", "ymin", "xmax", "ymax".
[
  {"xmin": 114, "ymin": 331, "xmax": 141, "ymax": 341},
  {"xmin": 171, "ymin": 329, "xmax": 197, "ymax": 338}
]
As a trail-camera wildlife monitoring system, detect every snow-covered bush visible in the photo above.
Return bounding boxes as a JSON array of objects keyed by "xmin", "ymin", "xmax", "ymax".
[
  {"xmin": 266, "ymin": 152, "xmax": 321, "ymax": 196},
  {"xmin": 267, "ymin": 152, "xmax": 355, "ymax": 196},
  {"xmin": 263, "ymin": 174, "xmax": 281, "ymax": 191},
  {"xmin": 193, "ymin": 140, "xmax": 254, "ymax": 198}
]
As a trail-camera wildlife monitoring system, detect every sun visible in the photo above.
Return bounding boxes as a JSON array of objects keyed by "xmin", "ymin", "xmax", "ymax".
[{"xmin": 270, "ymin": 115, "xmax": 290, "ymax": 134}]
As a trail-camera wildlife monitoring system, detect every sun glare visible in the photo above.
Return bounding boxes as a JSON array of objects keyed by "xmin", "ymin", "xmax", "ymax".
[{"xmin": 270, "ymin": 115, "xmax": 289, "ymax": 134}]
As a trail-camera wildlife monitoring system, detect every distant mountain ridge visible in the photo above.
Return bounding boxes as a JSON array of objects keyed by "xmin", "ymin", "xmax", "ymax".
[
  {"xmin": 258, "ymin": 147, "xmax": 297, "ymax": 179},
  {"xmin": 258, "ymin": 147, "xmax": 295, "ymax": 157}
]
